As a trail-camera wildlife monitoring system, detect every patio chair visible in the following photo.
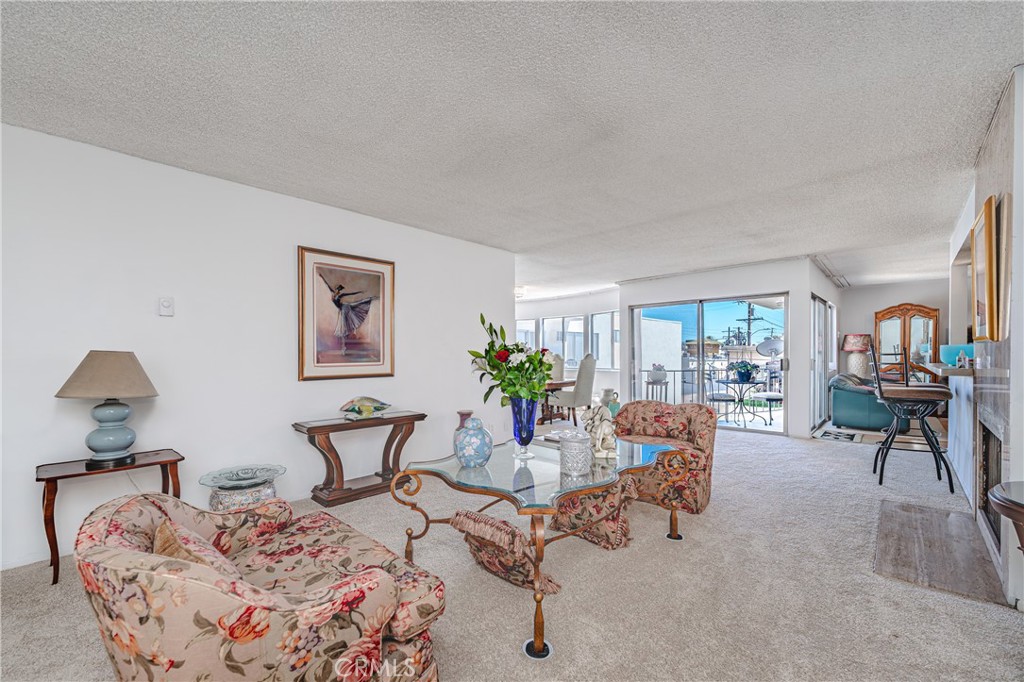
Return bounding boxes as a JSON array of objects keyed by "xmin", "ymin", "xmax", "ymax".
[{"xmin": 705, "ymin": 371, "xmax": 737, "ymax": 424}]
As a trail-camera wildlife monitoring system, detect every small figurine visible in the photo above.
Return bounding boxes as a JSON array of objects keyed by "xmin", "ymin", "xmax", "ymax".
[{"xmin": 581, "ymin": 404, "xmax": 616, "ymax": 455}]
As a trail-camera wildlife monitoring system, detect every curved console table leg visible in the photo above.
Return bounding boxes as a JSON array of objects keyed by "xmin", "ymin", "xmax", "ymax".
[
  {"xmin": 308, "ymin": 433, "xmax": 347, "ymax": 506},
  {"xmin": 43, "ymin": 480, "xmax": 59, "ymax": 584}
]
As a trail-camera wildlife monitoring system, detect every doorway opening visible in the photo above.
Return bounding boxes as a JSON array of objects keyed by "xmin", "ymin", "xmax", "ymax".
[{"xmin": 631, "ymin": 294, "xmax": 787, "ymax": 434}]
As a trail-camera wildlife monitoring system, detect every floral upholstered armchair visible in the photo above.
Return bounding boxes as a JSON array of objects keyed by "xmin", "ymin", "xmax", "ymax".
[
  {"xmin": 613, "ymin": 400, "xmax": 717, "ymax": 539},
  {"xmin": 74, "ymin": 493, "xmax": 443, "ymax": 682}
]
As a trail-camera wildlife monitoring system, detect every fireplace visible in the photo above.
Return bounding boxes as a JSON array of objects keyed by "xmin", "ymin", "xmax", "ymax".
[{"xmin": 978, "ymin": 421, "xmax": 1003, "ymax": 548}]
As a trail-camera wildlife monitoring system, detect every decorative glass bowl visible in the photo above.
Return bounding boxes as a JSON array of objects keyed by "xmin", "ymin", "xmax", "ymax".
[
  {"xmin": 340, "ymin": 396, "xmax": 391, "ymax": 419},
  {"xmin": 200, "ymin": 464, "xmax": 287, "ymax": 490}
]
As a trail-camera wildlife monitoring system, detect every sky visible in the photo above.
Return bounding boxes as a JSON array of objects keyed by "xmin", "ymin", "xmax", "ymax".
[{"xmin": 641, "ymin": 299, "xmax": 785, "ymax": 345}]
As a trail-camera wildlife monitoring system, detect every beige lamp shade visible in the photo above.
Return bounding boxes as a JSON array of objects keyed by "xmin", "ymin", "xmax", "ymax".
[
  {"xmin": 841, "ymin": 334, "xmax": 872, "ymax": 353},
  {"xmin": 55, "ymin": 351, "xmax": 159, "ymax": 399}
]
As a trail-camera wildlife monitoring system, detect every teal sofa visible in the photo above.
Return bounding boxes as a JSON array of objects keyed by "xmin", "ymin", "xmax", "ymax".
[{"xmin": 829, "ymin": 374, "xmax": 909, "ymax": 433}]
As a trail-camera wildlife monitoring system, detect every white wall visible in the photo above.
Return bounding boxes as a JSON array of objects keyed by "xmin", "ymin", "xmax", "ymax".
[
  {"xmin": 838, "ymin": 278, "xmax": 950, "ymax": 372},
  {"xmin": 1, "ymin": 126, "xmax": 515, "ymax": 569},
  {"xmin": 949, "ymin": 187, "xmax": 978, "ymax": 344},
  {"xmin": 618, "ymin": 258, "xmax": 841, "ymax": 438},
  {"xmin": 515, "ymin": 288, "xmax": 621, "ymax": 400}
]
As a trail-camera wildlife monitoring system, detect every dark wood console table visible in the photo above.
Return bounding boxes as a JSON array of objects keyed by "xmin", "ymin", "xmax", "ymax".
[
  {"xmin": 36, "ymin": 449, "xmax": 183, "ymax": 585},
  {"xmin": 292, "ymin": 411, "xmax": 427, "ymax": 507}
]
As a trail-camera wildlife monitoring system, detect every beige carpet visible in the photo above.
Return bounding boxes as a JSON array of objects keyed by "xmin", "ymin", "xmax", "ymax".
[{"xmin": 3, "ymin": 430, "xmax": 1023, "ymax": 681}]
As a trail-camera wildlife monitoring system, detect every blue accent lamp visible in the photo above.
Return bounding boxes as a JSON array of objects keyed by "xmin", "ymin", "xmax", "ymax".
[{"xmin": 55, "ymin": 351, "xmax": 159, "ymax": 469}]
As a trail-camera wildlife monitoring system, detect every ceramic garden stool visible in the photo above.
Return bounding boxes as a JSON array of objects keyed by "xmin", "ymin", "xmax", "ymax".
[{"xmin": 199, "ymin": 464, "xmax": 286, "ymax": 511}]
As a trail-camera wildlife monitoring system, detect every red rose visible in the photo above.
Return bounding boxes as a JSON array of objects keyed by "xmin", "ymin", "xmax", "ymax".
[
  {"xmin": 495, "ymin": 349, "xmax": 510, "ymax": 363},
  {"xmin": 541, "ymin": 348, "xmax": 549, "ymax": 354}
]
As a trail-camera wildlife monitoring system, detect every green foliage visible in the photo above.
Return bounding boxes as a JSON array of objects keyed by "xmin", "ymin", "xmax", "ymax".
[
  {"xmin": 468, "ymin": 315, "xmax": 552, "ymax": 403},
  {"xmin": 726, "ymin": 360, "xmax": 760, "ymax": 374}
]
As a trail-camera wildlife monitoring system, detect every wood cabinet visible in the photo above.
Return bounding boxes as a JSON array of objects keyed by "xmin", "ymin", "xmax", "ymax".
[{"xmin": 874, "ymin": 303, "xmax": 940, "ymax": 380}]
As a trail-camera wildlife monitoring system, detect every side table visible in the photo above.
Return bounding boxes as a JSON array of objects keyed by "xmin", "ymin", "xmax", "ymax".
[
  {"xmin": 35, "ymin": 449, "xmax": 183, "ymax": 584},
  {"xmin": 645, "ymin": 380, "xmax": 669, "ymax": 401}
]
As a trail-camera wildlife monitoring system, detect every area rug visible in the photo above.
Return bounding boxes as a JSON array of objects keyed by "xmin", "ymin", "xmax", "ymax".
[
  {"xmin": 812, "ymin": 428, "xmax": 863, "ymax": 442},
  {"xmin": 813, "ymin": 418, "xmax": 946, "ymax": 451},
  {"xmin": 873, "ymin": 500, "xmax": 1005, "ymax": 604}
]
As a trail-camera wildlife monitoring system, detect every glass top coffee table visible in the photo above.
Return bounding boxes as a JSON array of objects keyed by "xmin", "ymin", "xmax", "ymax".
[{"xmin": 390, "ymin": 437, "xmax": 672, "ymax": 659}]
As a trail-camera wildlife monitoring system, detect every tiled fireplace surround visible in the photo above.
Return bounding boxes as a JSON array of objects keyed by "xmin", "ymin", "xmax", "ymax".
[
  {"xmin": 975, "ymin": 362, "xmax": 1012, "ymax": 593},
  {"xmin": 970, "ymin": 68, "xmax": 1021, "ymax": 607}
]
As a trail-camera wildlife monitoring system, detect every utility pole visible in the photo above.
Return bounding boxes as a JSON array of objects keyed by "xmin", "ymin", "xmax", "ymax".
[{"xmin": 736, "ymin": 303, "xmax": 764, "ymax": 346}]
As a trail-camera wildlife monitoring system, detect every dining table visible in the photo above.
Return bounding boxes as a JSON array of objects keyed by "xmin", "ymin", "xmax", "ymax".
[{"xmin": 538, "ymin": 379, "xmax": 575, "ymax": 424}]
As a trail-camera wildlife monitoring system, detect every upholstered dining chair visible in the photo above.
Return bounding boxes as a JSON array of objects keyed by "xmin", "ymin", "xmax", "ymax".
[
  {"xmin": 551, "ymin": 353, "xmax": 596, "ymax": 426},
  {"xmin": 549, "ymin": 354, "xmax": 565, "ymax": 381},
  {"xmin": 613, "ymin": 401, "xmax": 717, "ymax": 540}
]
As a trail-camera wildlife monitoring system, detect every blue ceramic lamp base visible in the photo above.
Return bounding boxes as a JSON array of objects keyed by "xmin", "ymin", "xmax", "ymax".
[{"xmin": 85, "ymin": 399, "xmax": 137, "ymax": 469}]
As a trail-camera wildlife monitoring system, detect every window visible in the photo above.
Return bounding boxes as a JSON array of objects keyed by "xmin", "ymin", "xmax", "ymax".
[
  {"xmin": 541, "ymin": 315, "xmax": 585, "ymax": 367},
  {"xmin": 564, "ymin": 316, "xmax": 584, "ymax": 367},
  {"xmin": 516, "ymin": 319, "xmax": 536, "ymax": 348},
  {"xmin": 542, "ymin": 318, "xmax": 562, "ymax": 356},
  {"xmin": 590, "ymin": 311, "xmax": 620, "ymax": 369}
]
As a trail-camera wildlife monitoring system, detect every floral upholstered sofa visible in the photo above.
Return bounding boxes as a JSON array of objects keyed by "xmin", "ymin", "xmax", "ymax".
[
  {"xmin": 74, "ymin": 493, "xmax": 443, "ymax": 682},
  {"xmin": 613, "ymin": 400, "xmax": 717, "ymax": 537}
]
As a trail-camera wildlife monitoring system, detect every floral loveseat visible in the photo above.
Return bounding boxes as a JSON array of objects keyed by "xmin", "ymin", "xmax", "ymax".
[
  {"xmin": 74, "ymin": 493, "xmax": 443, "ymax": 682},
  {"xmin": 613, "ymin": 401, "xmax": 717, "ymax": 537}
]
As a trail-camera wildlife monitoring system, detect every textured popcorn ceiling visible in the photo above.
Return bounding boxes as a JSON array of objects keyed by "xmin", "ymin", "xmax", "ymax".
[{"xmin": 3, "ymin": 2, "xmax": 1022, "ymax": 294}]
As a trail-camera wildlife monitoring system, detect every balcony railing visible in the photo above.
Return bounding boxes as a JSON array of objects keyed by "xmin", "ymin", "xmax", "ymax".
[{"xmin": 635, "ymin": 368, "xmax": 783, "ymax": 405}]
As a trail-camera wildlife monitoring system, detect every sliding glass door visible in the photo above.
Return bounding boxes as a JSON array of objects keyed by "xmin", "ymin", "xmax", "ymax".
[
  {"xmin": 810, "ymin": 296, "xmax": 838, "ymax": 429},
  {"xmin": 631, "ymin": 294, "xmax": 787, "ymax": 434}
]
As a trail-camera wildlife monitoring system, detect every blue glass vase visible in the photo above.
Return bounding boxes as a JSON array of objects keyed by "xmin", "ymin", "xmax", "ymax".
[{"xmin": 510, "ymin": 397, "xmax": 538, "ymax": 460}]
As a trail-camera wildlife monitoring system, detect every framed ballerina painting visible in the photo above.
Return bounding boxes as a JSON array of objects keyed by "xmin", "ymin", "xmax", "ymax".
[{"xmin": 298, "ymin": 245, "xmax": 395, "ymax": 380}]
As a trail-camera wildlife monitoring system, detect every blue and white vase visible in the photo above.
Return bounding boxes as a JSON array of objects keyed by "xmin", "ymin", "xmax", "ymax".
[{"xmin": 454, "ymin": 417, "xmax": 493, "ymax": 467}]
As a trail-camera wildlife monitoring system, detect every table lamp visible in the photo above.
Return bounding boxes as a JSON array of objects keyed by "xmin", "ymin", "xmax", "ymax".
[
  {"xmin": 55, "ymin": 350, "xmax": 158, "ymax": 469},
  {"xmin": 841, "ymin": 334, "xmax": 872, "ymax": 378}
]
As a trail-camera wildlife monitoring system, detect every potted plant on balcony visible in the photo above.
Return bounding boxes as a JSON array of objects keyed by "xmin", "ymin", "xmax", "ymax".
[
  {"xmin": 469, "ymin": 315, "xmax": 552, "ymax": 459},
  {"xmin": 649, "ymin": 363, "xmax": 668, "ymax": 382},
  {"xmin": 727, "ymin": 361, "xmax": 760, "ymax": 383}
]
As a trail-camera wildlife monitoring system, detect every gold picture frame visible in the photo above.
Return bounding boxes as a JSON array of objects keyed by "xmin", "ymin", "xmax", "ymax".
[
  {"xmin": 997, "ymin": 193, "xmax": 1012, "ymax": 342},
  {"xmin": 298, "ymin": 245, "xmax": 395, "ymax": 380},
  {"xmin": 970, "ymin": 195, "xmax": 997, "ymax": 342}
]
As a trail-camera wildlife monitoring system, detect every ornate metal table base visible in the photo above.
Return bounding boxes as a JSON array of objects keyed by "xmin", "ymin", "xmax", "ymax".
[{"xmin": 390, "ymin": 466, "xmax": 673, "ymax": 659}]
